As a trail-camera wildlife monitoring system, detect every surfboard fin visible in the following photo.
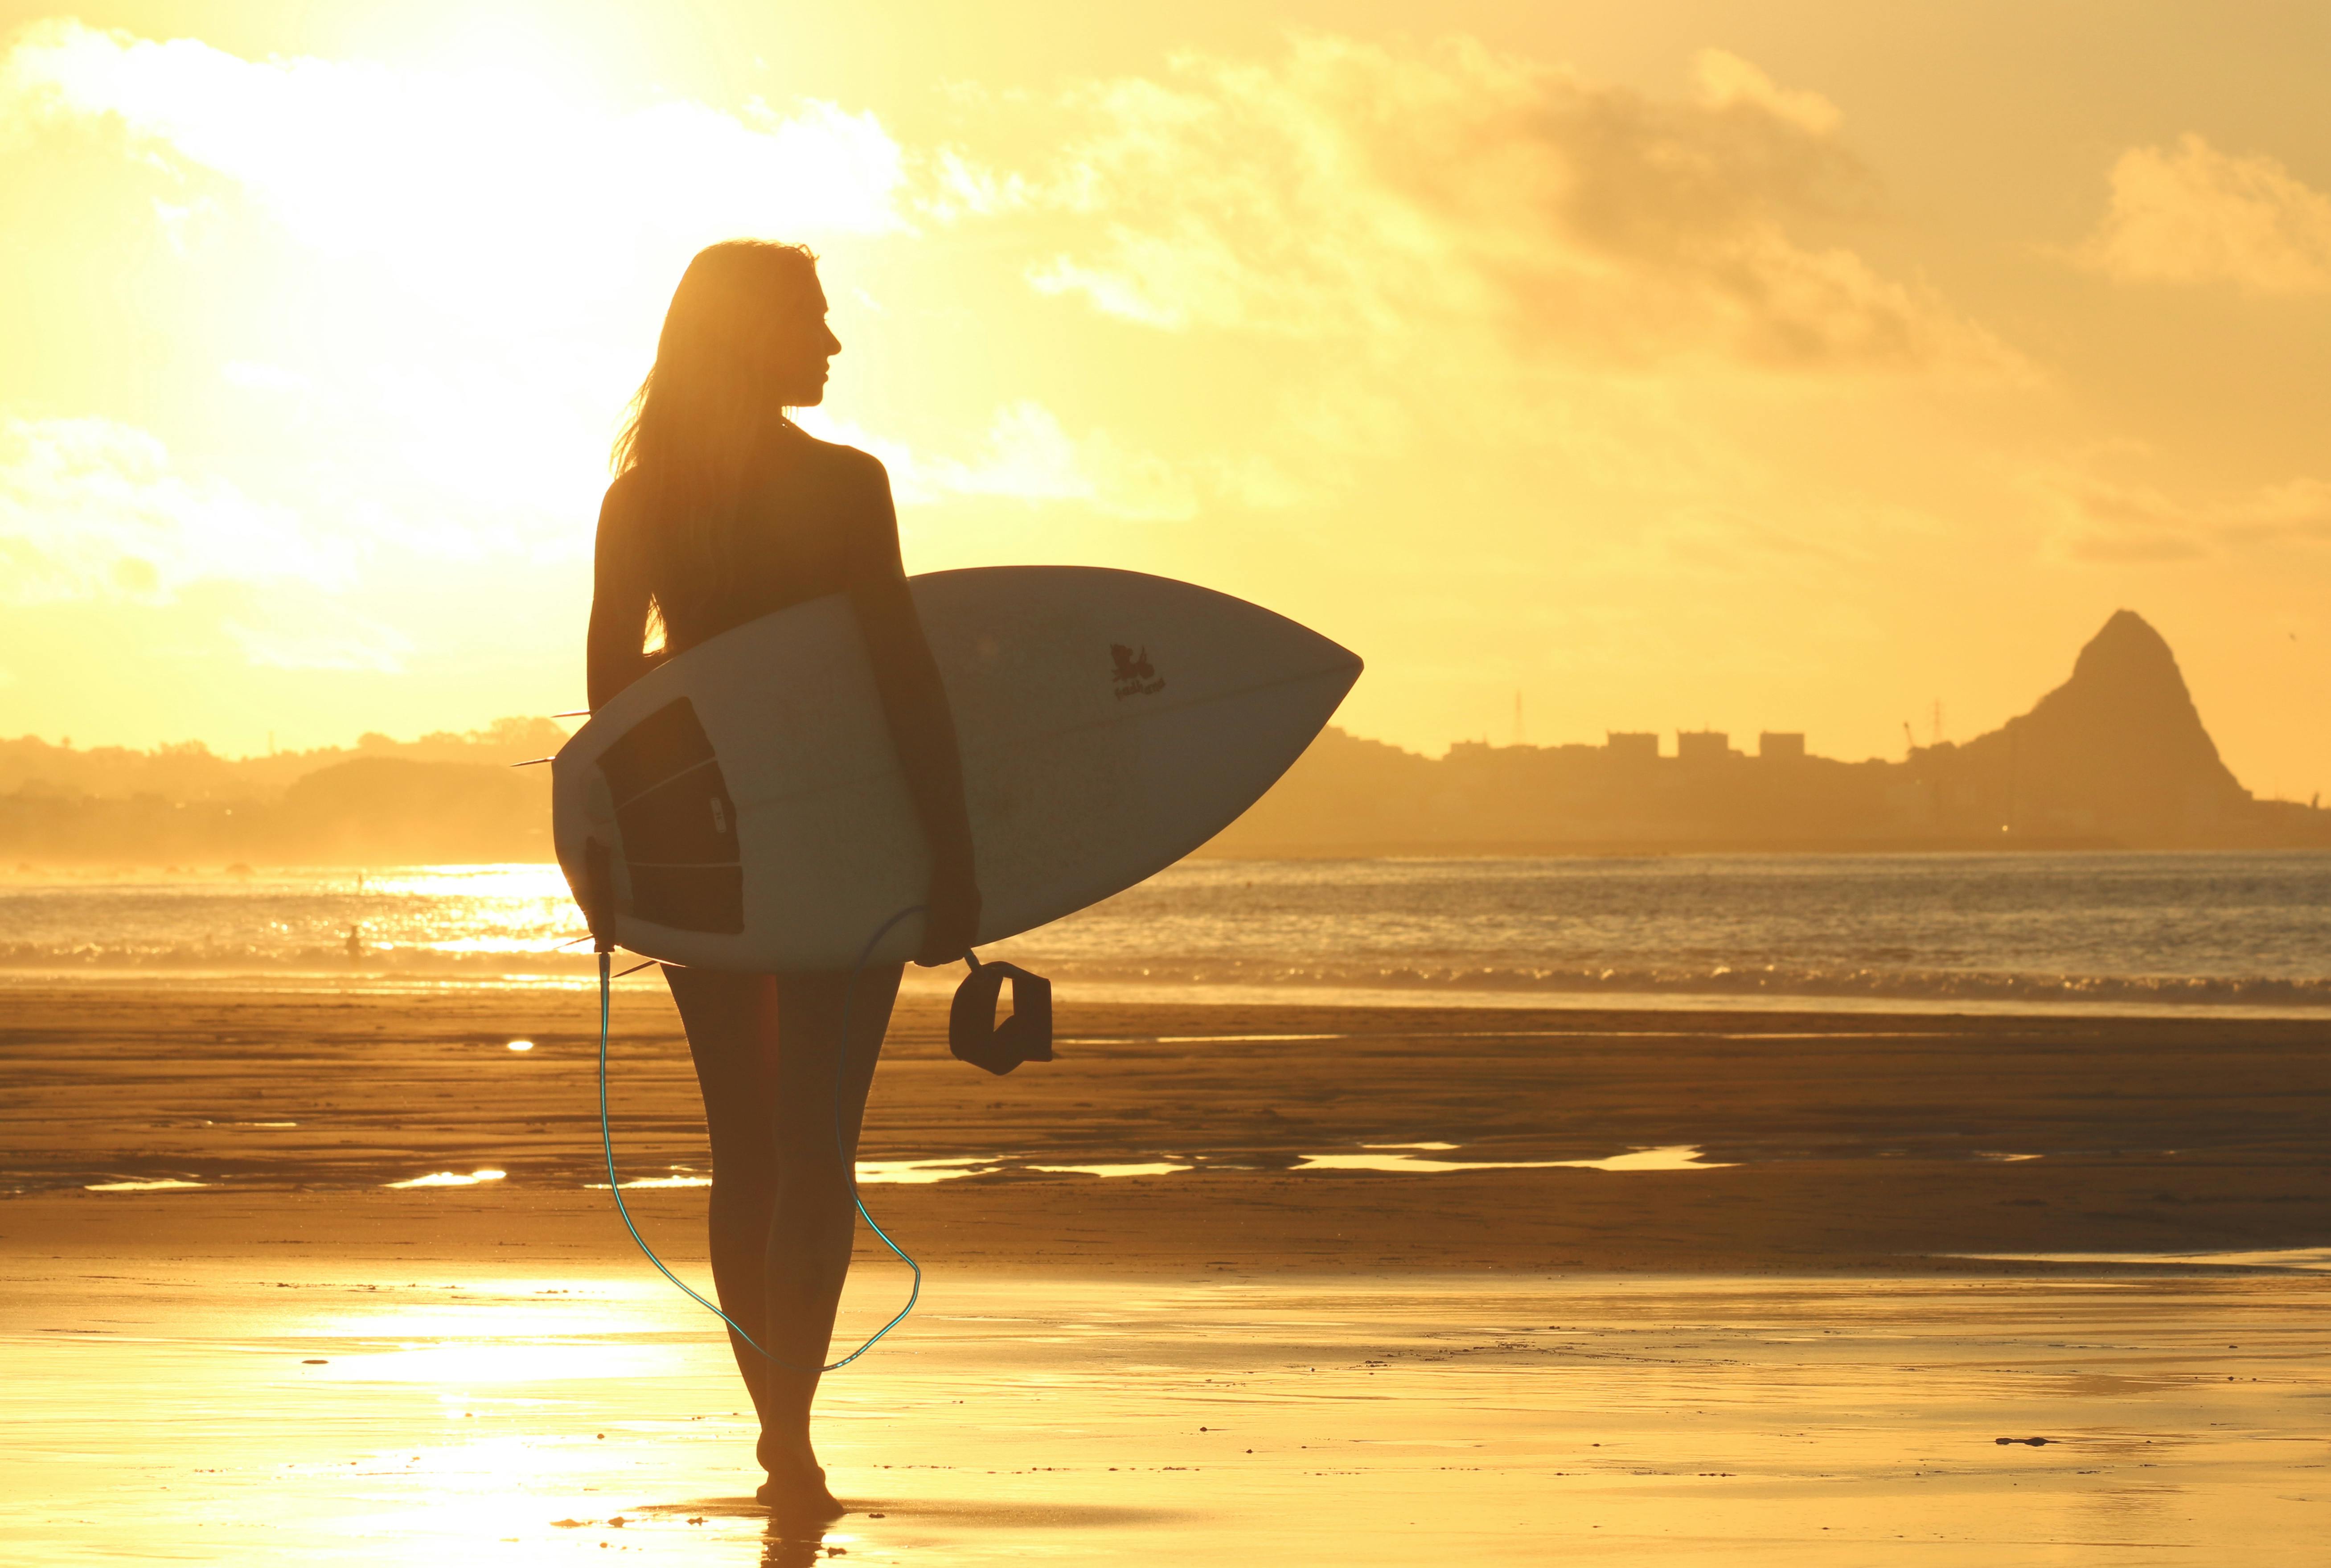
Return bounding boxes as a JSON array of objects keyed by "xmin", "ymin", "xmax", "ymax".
[{"xmin": 949, "ymin": 958, "xmax": 1053, "ymax": 1075}]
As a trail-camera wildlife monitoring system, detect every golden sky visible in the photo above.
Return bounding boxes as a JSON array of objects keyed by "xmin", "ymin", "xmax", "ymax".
[{"xmin": 3, "ymin": 1, "xmax": 2328, "ymax": 798}]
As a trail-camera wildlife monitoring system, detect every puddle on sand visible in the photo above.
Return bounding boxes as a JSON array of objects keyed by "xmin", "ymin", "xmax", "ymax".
[
  {"xmin": 596, "ymin": 1159, "xmax": 1198, "ymax": 1185},
  {"xmin": 1023, "ymin": 1161, "xmax": 1190, "ymax": 1177},
  {"xmin": 1297, "ymin": 1144, "xmax": 1735, "ymax": 1174},
  {"xmin": 873, "ymin": 1146, "xmax": 1738, "ymax": 1180},
  {"xmin": 87, "ymin": 1147, "xmax": 1743, "ymax": 1197},
  {"xmin": 575, "ymin": 1145, "xmax": 1740, "ymax": 1189},
  {"xmin": 1952, "ymin": 1247, "xmax": 2331, "ymax": 1272},
  {"xmin": 854, "ymin": 1158, "xmax": 999, "ymax": 1184},
  {"xmin": 386, "ymin": 1169, "xmax": 507, "ymax": 1190},
  {"xmin": 586, "ymin": 1161, "xmax": 1068, "ymax": 1190},
  {"xmin": 1151, "ymin": 1032, "xmax": 1346, "ymax": 1043}
]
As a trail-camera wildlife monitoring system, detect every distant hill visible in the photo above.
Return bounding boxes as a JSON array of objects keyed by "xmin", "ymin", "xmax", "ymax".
[
  {"xmin": 0, "ymin": 717, "xmax": 568, "ymax": 802},
  {"xmin": 1926, "ymin": 610, "xmax": 2252, "ymax": 839},
  {"xmin": 0, "ymin": 719, "xmax": 562, "ymax": 867},
  {"xmin": 1202, "ymin": 611, "xmax": 2329, "ymax": 854}
]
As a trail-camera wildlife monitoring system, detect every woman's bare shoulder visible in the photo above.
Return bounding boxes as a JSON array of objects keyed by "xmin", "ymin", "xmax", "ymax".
[
  {"xmin": 595, "ymin": 467, "xmax": 650, "ymax": 562},
  {"xmin": 789, "ymin": 427, "xmax": 891, "ymax": 491},
  {"xmin": 600, "ymin": 464, "xmax": 648, "ymax": 519}
]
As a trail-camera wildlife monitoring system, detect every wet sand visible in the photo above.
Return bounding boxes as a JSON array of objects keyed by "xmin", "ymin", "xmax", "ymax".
[
  {"xmin": 5, "ymin": 984, "xmax": 2328, "ymax": 1271},
  {"xmin": 2, "ymin": 983, "xmax": 2327, "ymax": 1561}
]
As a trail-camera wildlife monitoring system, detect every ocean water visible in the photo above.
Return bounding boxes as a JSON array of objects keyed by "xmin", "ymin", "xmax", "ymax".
[{"xmin": 4, "ymin": 851, "xmax": 2328, "ymax": 1015}]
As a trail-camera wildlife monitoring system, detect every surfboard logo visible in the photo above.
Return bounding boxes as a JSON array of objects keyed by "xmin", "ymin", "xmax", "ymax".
[{"xmin": 1110, "ymin": 643, "xmax": 1165, "ymax": 700}]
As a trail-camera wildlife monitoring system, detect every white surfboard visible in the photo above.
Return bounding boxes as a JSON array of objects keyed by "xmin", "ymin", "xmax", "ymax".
[{"xmin": 552, "ymin": 566, "xmax": 1360, "ymax": 971}]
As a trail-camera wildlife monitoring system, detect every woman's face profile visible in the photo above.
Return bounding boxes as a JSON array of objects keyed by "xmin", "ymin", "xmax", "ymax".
[{"xmin": 767, "ymin": 280, "xmax": 842, "ymax": 407}]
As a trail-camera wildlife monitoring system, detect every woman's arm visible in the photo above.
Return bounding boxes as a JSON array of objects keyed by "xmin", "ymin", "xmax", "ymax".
[
  {"xmin": 844, "ymin": 455, "xmax": 982, "ymax": 965},
  {"xmin": 587, "ymin": 476, "xmax": 656, "ymax": 712}
]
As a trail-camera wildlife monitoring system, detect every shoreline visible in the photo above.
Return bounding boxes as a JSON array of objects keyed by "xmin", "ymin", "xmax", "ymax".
[
  {"xmin": 10, "ymin": 842, "xmax": 2331, "ymax": 872},
  {"xmin": 6, "ymin": 965, "xmax": 2331, "ymax": 1022}
]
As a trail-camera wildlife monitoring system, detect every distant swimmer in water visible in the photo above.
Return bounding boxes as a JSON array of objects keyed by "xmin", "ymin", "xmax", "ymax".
[
  {"xmin": 587, "ymin": 241, "xmax": 980, "ymax": 1520},
  {"xmin": 344, "ymin": 924, "xmax": 362, "ymax": 961}
]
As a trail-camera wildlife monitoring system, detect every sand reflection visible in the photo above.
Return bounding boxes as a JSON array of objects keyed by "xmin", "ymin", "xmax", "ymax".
[
  {"xmin": 854, "ymin": 1157, "xmax": 997, "ymax": 1183},
  {"xmin": 1297, "ymin": 1144, "xmax": 1735, "ymax": 1173},
  {"xmin": 589, "ymin": 1146, "xmax": 1735, "ymax": 1187},
  {"xmin": 386, "ymin": 1168, "xmax": 507, "ymax": 1189},
  {"xmin": 5, "ymin": 1268, "xmax": 2324, "ymax": 1565},
  {"xmin": 1023, "ymin": 1160, "xmax": 1190, "ymax": 1177}
]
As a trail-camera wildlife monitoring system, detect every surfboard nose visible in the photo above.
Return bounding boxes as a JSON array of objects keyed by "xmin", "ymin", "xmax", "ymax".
[{"xmin": 1263, "ymin": 610, "xmax": 1363, "ymax": 711}]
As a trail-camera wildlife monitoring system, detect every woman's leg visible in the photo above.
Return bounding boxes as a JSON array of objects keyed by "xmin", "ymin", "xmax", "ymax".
[
  {"xmin": 665, "ymin": 967, "xmax": 787, "ymax": 1443},
  {"xmin": 757, "ymin": 962, "xmax": 903, "ymax": 1483}
]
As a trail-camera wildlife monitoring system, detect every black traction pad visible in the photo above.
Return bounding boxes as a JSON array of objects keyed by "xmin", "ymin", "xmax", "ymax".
[{"xmin": 597, "ymin": 697, "xmax": 744, "ymax": 935}]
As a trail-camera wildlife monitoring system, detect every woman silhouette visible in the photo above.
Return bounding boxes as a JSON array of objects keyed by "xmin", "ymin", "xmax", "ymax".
[{"xmin": 588, "ymin": 241, "xmax": 981, "ymax": 1518}]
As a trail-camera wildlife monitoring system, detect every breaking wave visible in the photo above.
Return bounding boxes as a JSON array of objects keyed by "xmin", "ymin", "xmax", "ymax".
[
  {"xmin": 5, "ymin": 851, "xmax": 2329, "ymax": 1014},
  {"xmin": 969, "ymin": 954, "xmax": 2331, "ymax": 1012},
  {"xmin": 4, "ymin": 941, "xmax": 2326, "ymax": 1014}
]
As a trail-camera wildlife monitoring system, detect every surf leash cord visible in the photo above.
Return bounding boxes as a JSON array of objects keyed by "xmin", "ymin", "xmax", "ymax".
[{"xmin": 596, "ymin": 904, "xmax": 932, "ymax": 1373}]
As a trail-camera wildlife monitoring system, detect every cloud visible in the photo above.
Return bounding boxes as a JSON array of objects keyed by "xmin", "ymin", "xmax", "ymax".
[
  {"xmin": 0, "ymin": 416, "xmax": 353, "ymax": 604},
  {"xmin": 2071, "ymin": 133, "xmax": 2331, "ymax": 294},
  {"xmin": 1, "ymin": 19, "xmax": 907, "ymax": 327},
  {"xmin": 0, "ymin": 18, "xmax": 931, "ymax": 563},
  {"xmin": 2037, "ymin": 462, "xmax": 2331, "ymax": 562},
  {"xmin": 798, "ymin": 402, "xmax": 1207, "ymax": 519},
  {"xmin": 224, "ymin": 614, "xmax": 412, "ymax": 673},
  {"xmin": 219, "ymin": 361, "xmax": 309, "ymax": 392},
  {"xmin": 2048, "ymin": 473, "xmax": 2211, "ymax": 562},
  {"xmin": 1690, "ymin": 48, "xmax": 1840, "ymax": 137},
  {"xmin": 997, "ymin": 35, "xmax": 2009, "ymax": 374},
  {"xmin": 2229, "ymin": 477, "xmax": 2331, "ymax": 544}
]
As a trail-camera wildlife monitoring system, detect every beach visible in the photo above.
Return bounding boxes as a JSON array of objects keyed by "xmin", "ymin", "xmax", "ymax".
[
  {"xmin": 3, "ymin": 981, "xmax": 2327, "ymax": 1562},
  {"xmin": 13, "ymin": 0, "xmax": 2331, "ymax": 1559}
]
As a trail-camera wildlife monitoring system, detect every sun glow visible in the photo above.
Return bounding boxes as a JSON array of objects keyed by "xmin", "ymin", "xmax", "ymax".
[{"xmin": 0, "ymin": 18, "xmax": 915, "ymax": 728}]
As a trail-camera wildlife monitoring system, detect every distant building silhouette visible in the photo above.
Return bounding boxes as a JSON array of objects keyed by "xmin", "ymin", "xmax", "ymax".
[
  {"xmin": 1676, "ymin": 730, "xmax": 1730, "ymax": 766},
  {"xmin": 1204, "ymin": 610, "xmax": 2328, "ymax": 854}
]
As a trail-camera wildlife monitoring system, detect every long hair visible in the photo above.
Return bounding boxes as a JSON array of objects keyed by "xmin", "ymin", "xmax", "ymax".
[{"xmin": 612, "ymin": 240, "xmax": 821, "ymax": 634}]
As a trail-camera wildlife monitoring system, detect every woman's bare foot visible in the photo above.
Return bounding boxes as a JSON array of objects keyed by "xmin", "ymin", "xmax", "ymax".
[{"xmin": 755, "ymin": 1462, "xmax": 844, "ymax": 1521}]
